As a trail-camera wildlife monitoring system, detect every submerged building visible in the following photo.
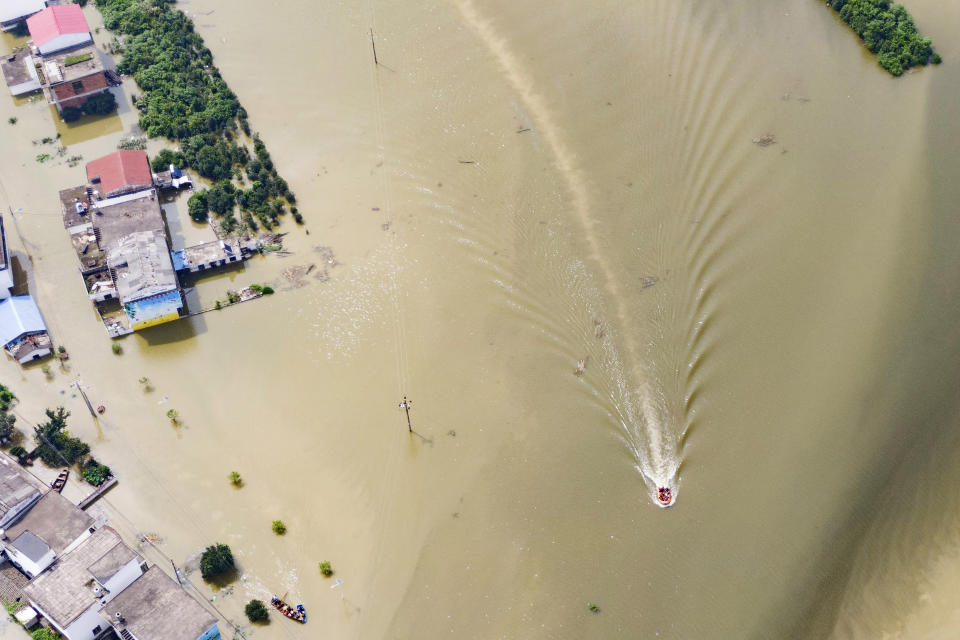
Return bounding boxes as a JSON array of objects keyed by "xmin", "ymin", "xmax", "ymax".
[
  {"xmin": 59, "ymin": 150, "xmax": 258, "ymax": 336},
  {"xmin": 0, "ymin": 215, "xmax": 52, "ymax": 363},
  {"xmin": 1, "ymin": 4, "xmax": 119, "ymax": 113},
  {"xmin": 61, "ymin": 183, "xmax": 183, "ymax": 336}
]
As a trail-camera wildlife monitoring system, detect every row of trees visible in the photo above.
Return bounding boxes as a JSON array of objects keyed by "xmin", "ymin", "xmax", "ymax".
[
  {"xmin": 96, "ymin": 0, "xmax": 299, "ymax": 231},
  {"xmin": 826, "ymin": 0, "xmax": 941, "ymax": 76}
]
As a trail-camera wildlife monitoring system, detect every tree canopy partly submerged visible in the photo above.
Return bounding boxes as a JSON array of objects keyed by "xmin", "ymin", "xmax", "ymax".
[{"xmin": 826, "ymin": 0, "xmax": 941, "ymax": 76}]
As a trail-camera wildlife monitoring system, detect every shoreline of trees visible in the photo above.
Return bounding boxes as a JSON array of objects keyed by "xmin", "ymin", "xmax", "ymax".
[
  {"xmin": 95, "ymin": 0, "xmax": 300, "ymax": 232},
  {"xmin": 825, "ymin": 0, "xmax": 941, "ymax": 76}
]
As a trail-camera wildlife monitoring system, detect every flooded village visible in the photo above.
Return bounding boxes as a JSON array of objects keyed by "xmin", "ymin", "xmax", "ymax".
[
  {"xmin": 0, "ymin": 1, "xmax": 303, "ymax": 638},
  {"xmin": 2, "ymin": 0, "xmax": 956, "ymax": 638}
]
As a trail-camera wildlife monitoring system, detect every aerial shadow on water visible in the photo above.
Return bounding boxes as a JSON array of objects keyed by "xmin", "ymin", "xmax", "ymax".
[
  {"xmin": 794, "ymin": 62, "xmax": 960, "ymax": 639},
  {"xmin": 137, "ymin": 313, "xmax": 206, "ymax": 345}
]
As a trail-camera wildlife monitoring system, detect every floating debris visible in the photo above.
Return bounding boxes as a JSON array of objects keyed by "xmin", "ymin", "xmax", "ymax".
[
  {"xmin": 593, "ymin": 319, "xmax": 605, "ymax": 340},
  {"xmin": 282, "ymin": 265, "xmax": 314, "ymax": 287},
  {"xmin": 137, "ymin": 532, "xmax": 164, "ymax": 545},
  {"xmin": 752, "ymin": 134, "xmax": 776, "ymax": 147},
  {"xmin": 575, "ymin": 358, "xmax": 588, "ymax": 376},
  {"xmin": 312, "ymin": 246, "xmax": 338, "ymax": 267},
  {"xmin": 640, "ymin": 275, "xmax": 659, "ymax": 290}
]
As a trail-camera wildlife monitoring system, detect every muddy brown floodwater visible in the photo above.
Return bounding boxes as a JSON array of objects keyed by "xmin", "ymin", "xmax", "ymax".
[{"xmin": 2, "ymin": 0, "xmax": 960, "ymax": 638}]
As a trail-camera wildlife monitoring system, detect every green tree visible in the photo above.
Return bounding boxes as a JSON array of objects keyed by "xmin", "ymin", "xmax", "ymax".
[
  {"xmin": 151, "ymin": 148, "xmax": 186, "ymax": 172},
  {"xmin": 199, "ymin": 543, "xmax": 234, "ymax": 579},
  {"xmin": 0, "ymin": 384, "xmax": 16, "ymax": 411},
  {"xmin": 272, "ymin": 520, "xmax": 286, "ymax": 535},
  {"xmin": 82, "ymin": 91, "xmax": 118, "ymax": 116},
  {"xmin": 244, "ymin": 599, "xmax": 269, "ymax": 623},
  {"xmin": 0, "ymin": 410, "xmax": 16, "ymax": 444},
  {"xmin": 34, "ymin": 407, "xmax": 89, "ymax": 466},
  {"xmin": 187, "ymin": 191, "xmax": 208, "ymax": 222},
  {"xmin": 825, "ymin": 0, "xmax": 938, "ymax": 75},
  {"xmin": 31, "ymin": 629, "xmax": 60, "ymax": 640},
  {"xmin": 61, "ymin": 107, "xmax": 83, "ymax": 123},
  {"xmin": 82, "ymin": 460, "xmax": 112, "ymax": 486},
  {"xmin": 206, "ymin": 181, "xmax": 235, "ymax": 215}
]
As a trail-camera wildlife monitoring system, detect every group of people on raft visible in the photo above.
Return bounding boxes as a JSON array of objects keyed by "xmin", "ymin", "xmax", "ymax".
[{"xmin": 270, "ymin": 596, "xmax": 307, "ymax": 623}]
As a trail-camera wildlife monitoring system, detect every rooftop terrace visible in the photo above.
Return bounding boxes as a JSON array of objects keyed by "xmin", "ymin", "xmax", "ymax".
[
  {"xmin": 24, "ymin": 527, "xmax": 124, "ymax": 628},
  {"xmin": 101, "ymin": 566, "xmax": 217, "ymax": 640},
  {"xmin": 40, "ymin": 44, "xmax": 103, "ymax": 86},
  {"xmin": 4, "ymin": 491, "xmax": 94, "ymax": 556},
  {"xmin": 1, "ymin": 49, "xmax": 40, "ymax": 96}
]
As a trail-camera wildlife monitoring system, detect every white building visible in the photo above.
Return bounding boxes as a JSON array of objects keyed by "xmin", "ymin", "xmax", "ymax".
[
  {"xmin": 1, "ymin": 490, "xmax": 94, "ymax": 578},
  {"xmin": 0, "ymin": 0, "xmax": 46, "ymax": 32},
  {"xmin": 102, "ymin": 566, "xmax": 221, "ymax": 640},
  {"xmin": 24, "ymin": 527, "xmax": 147, "ymax": 640},
  {"xmin": 0, "ymin": 453, "xmax": 46, "ymax": 530}
]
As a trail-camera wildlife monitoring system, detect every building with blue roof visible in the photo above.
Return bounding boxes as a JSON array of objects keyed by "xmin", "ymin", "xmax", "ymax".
[{"xmin": 0, "ymin": 295, "xmax": 51, "ymax": 363}]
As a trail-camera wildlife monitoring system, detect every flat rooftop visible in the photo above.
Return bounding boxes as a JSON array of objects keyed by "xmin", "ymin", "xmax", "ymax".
[
  {"xmin": 88, "ymin": 541, "xmax": 141, "ymax": 585},
  {"xmin": 68, "ymin": 224, "xmax": 105, "ymax": 274},
  {"xmin": 23, "ymin": 527, "xmax": 125, "ymax": 628},
  {"xmin": 4, "ymin": 491, "xmax": 94, "ymax": 556},
  {"xmin": 91, "ymin": 190, "xmax": 165, "ymax": 249},
  {"xmin": 173, "ymin": 238, "xmax": 242, "ymax": 270},
  {"xmin": 60, "ymin": 184, "xmax": 93, "ymax": 230},
  {"xmin": 41, "ymin": 45, "xmax": 103, "ymax": 85},
  {"xmin": 101, "ymin": 566, "xmax": 216, "ymax": 640},
  {"xmin": 1, "ymin": 49, "xmax": 39, "ymax": 92},
  {"xmin": 108, "ymin": 228, "xmax": 178, "ymax": 303},
  {"xmin": 0, "ymin": 453, "xmax": 46, "ymax": 529}
]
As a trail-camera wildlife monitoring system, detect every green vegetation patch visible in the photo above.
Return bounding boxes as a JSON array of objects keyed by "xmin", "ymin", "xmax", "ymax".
[
  {"xmin": 0, "ymin": 384, "xmax": 16, "ymax": 411},
  {"xmin": 34, "ymin": 407, "xmax": 90, "ymax": 466},
  {"xmin": 826, "ymin": 0, "xmax": 941, "ymax": 76},
  {"xmin": 63, "ymin": 52, "xmax": 93, "ymax": 66},
  {"xmin": 82, "ymin": 459, "xmax": 112, "ymax": 486},
  {"xmin": 96, "ymin": 0, "xmax": 300, "ymax": 232},
  {"xmin": 245, "ymin": 599, "xmax": 269, "ymax": 623},
  {"xmin": 200, "ymin": 543, "xmax": 234, "ymax": 579}
]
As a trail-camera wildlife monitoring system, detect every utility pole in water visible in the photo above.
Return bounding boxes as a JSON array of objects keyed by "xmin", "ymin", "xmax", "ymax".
[{"xmin": 399, "ymin": 396, "xmax": 412, "ymax": 432}]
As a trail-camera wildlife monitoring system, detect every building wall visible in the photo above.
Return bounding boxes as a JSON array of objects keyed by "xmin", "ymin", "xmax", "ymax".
[
  {"xmin": 130, "ymin": 311, "xmax": 180, "ymax": 331},
  {"xmin": 52, "ymin": 71, "xmax": 108, "ymax": 110},
  {"xmin": 3, "ymin": 542, "xmax": 54, "ymax": 577},
  {"xmin": 61, "ymin": 527, "xmax": 92, "ymax": 555},
  {"xmin": 101, "ymin": 557, "xmax": 145, "ymax": 595},
  {"xmin": 38, "ymin": 32, "xmax": 92, "ymax": 56},
  {"xmin": 64, "ymin": 606, "xmax": 112, "ymax": 640}
]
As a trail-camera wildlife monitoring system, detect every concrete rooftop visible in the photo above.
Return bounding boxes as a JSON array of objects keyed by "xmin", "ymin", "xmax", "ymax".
[
  {"xmin": 4, "ymin": 491, "xmax": 93, "ymax": 556},
  {"xmin": 40, "ymin": 45, "xmax": 103, "ymax": 85},
  {"xmin": 101, "ymin": 566, "xmax": 216, "ymax": 640},
  {"xmin": 23, "ymin": 527, "xmax": 125, "ymax": 627}
]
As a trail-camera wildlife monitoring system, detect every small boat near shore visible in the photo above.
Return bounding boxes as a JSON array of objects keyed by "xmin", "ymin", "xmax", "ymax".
[
  {"xmin": 657, "ymin": 486, "xmax": 672, "ymax": 507},
  {"xmin": 271, "ymin": 596, "xmax": 306, "ymax": 623},
  {"xmin": 51, "ymin": 469, "xmax": 69, "ymax": 493}
]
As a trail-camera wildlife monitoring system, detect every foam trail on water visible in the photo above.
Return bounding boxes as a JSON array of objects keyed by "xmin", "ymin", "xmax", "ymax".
[{"xmin": 454, "ymin": 0, "xmax": 679, "ymax": 504}]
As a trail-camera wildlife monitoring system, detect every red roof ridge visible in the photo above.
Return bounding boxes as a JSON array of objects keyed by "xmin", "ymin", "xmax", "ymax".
[{"xmin": 27, "ymin": 4, "xmax": 91, "ymax": 48}]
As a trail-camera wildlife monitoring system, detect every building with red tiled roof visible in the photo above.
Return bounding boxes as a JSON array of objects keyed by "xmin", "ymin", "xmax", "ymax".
[
  {"xmin": 26, "ymin": 4, "xmax": 92, "ymax": 56},
  {"xmin": 86, "ymin": 151, "xmax": 154, "ymax": 199}
]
